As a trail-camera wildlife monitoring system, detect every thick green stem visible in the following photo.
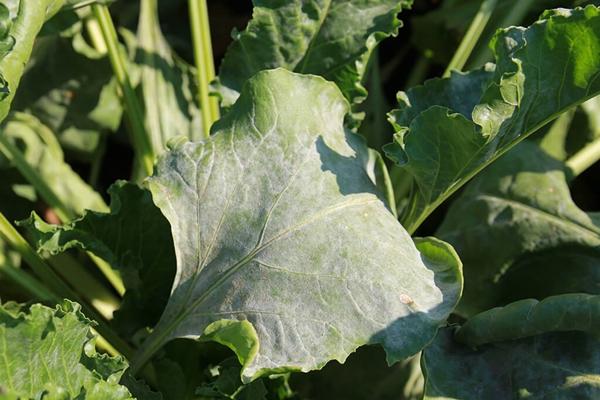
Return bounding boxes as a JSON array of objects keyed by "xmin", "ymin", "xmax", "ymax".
[
  {"xmin": 566, "ymin": 137, "xmax": 600, "ymax": 177},
  {"xmin": 92, "ymin": 4, "xmax": 154, "ymax": 176},
  {"xmin": 443, "ymin": 0, "xmax": 498, "ymax": 78},
  {"xmin": 48, "ymin": 253, "xmax": 120, "ymax": 320},
  {"xmin": 0, "ymin": 257, "xmax": 55, "ymax": 301},
  {"xmin": 85, "ymin": 17, "xmax": 108, "ymax": 55},
  {"xmin": 189, "ymin": 0, "xmax": 219, "ymax": 137},
  {"xmin": 0, "ymin": 212, "xmax": 132, "ymax": 358}
]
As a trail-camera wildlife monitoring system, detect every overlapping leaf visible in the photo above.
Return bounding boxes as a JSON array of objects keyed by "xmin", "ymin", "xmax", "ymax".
[
  {"xmin": 136, "ymin": 0, "xmax": 203, "ymax": 154},
  {"xmin": 1, "ymin": 112, "xmax": 107, "ymax": 216},
  {"xmin": 422, "ymin": 295, "xmax": 600, "ymax": 399},
  {"xmin": 0, "ymin": 300, "xmax": 134, "ymax": 399},
  {"xmin": 455, "ymin": 294, "xmax": 600, "ymax": 346},
  {"xmin": 133, "ymin": 69, "xmax": 462, "ymax": 381},
  {"xmin": 0, "ymin": 0, "xmax": 69, "ymax": 123},
  {"xmin": 384, "ymin": 6, "xmax": 600, "ymax": 232},
  {"xmin": 20, "ymin": 181, "xmax": 176, "ymax": 336},
  {"xmin": 12, "ymin": 32, "xmax": 122, "ymax": 156},
  {"xmin": 217, "ymin": 0, "xmax": 412, "ymax": 108},
  {"xmin": 437, "ymin": 141, "xmax": 600, "ymax": 316}
]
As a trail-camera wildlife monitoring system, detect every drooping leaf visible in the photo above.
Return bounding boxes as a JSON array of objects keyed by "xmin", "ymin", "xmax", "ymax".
[
  {"xmin": 0, "ymin": 0, "xmax": 69, "ymax": 124},
  {"xmin": 0, "ymin": 112, "xmax": 108, "ymax": 216},
  {"xmin": 455, "ymin": 294, "xmax": 600, "ymax": 347},
  {"xmin": 12, "ymin": 32, "xmax": 122, "ymax": 157},
  {"xmin": 19, "ymin": 181, "xmax": 176, "ymax": 336},
  {"xmin": 422, "ymin": 328, "xmax": 600, "ymax": 400},
  {"xmin": 133, "ymin": 69, "xmax": 463, "ymax": 381},
  {"xmin": 136, "ymin": 0, "xmax": 203, "ymax": 154},
  {"xmin": 0, "ymin": 300, "xmax": 134, "ymax": 399},
  {"xmin": 384, "ymin": 6, "xmax": 600, "ymax": 232},
  {"xmin": 216, "ymin": 0, "xmax": 412, "ymax": 108},
  {"xmin": 437, "ymin": 141, "xmax": 600, "ymax": 316},
  {"xmin": 422, "ymin": 294, "xmax": 600, "ymax": 399}
]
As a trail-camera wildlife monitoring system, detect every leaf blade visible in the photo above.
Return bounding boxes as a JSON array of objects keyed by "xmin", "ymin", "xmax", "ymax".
[{"xmin": 133, "ymin": 68, "xmax": 462, "ymax": 380}]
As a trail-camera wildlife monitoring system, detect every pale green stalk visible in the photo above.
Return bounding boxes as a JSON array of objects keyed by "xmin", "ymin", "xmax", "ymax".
[
  {"xmin": 443, "ymin": 0, "xmax": 498, "ymax": 78},
  {"xmin": 375, "ymin": 152, "xmax": 397, "ymax": 218},
  {"xmin": 0, "ymin": 257, "xmax": 55, "ymax": 301},
  {"xmin": 48, "ymin": 253, "xmax": 120, "ymax": 319},
  {"xmin": 91, "ymin": 4, "xmax": 154, "ymax": 176},
  {"xmin": 85, "ymin": 17, "xmax": 107, "ymax": 55},
  {"xmin": 189, "ymin": 0, "xmax": 219, "ymax": 137},
  {"xmin": 566, "ymin": 137, "xmax": 600, "ymax": 176}
]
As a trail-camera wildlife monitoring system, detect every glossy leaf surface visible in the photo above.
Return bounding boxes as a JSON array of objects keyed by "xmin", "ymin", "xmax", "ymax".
[{"xmin": 385, "ymin": 6, "xmax": 600, "ymax": 232}]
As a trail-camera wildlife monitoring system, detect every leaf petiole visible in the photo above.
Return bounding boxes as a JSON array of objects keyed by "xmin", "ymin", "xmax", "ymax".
[
  {"xmin": 566, "ymin": 137, "xmax": 600, "ymax": 177},
  {"xmin": 443, "ymin": 0, "xmax": 497, "ymax": 77},
  {"xmin": 91, "ymin": 4, "xmax": 155, "ymax": 176},
  {"xmin": 188, "ymin": 0, "xmax": 219, "ymax": 137}
]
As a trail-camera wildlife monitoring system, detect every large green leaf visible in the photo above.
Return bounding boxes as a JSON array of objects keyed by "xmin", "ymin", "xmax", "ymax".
[
  {"xmin": 437, "ymin": 141, "xmax": 600, "ymax": 316},
  {"xmin": 12, "ymin": 32, "xmax": 122, "ymax": 157},
  {"xmin": 0, "ymin": 300, "xmax": 134, "ymax": 399},
  {"xmin": 422, "ymin": 328, "xmax": 600, "ymax": 399},
  {"xmin": 216, "ymin": 0, "xmax": 412, "ymax": 108},
  {"xmin": 132, "ymin": 69, "xmax": 462, "ymax": 381},
  {"xmin": 136, "ymin": 0, "xmax": 202, "ymax": 154},
  {"xmin": 0, "ymin": 112, "xmax": 108, "ymax": 216},
  {"xmin": 19, "ymin": 181, "xmax": 176, "ymax": 336},
  {"xmin": 422, "ymin": 294, "xmax": 600, "ymax": 399},
  {"xmin": 455, "ymin": 294, "xmax": 600, "ymax": 346},
  {"xmin": 384, "ymin": 6, "xmax": 600, "ymax": 232}
]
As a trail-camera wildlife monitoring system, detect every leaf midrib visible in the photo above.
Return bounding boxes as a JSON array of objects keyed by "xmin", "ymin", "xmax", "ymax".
[
  {"xmin": 162, "ymin": 195, "xmax": 377, "ymax": 343},
  {"xmin": 440, "ymin": 192, "xmax": 600, "ymax": 242},
  {"xmin": 479, "ymin": 194, "xmax": 600, "ymax": 239},
  {"xmin": 296, "ymin": 0, "xmax": 332, "ymax": 73}
]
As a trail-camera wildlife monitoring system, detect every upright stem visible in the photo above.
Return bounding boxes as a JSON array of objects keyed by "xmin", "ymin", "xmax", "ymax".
[
  {"xmin": 85, "ymin": 18, "xmax": 107, "ymax": 55},
  {"xmin": 375, "ymin": 153, "xmax": 397, "ymax": 218},
  {"xmin": 0, "ymin": 257, "xmax": 55, "ymax": 301},
  {"xmin": 443, "ymin": 0, "xmax": 497, "ymax": 78},
  {"xmin": 91, "ymin": 4, "xmax": 154, "ymax": 176},
  {"xmin": 566, "ymin": 137, "xmax": 600, "ymax": 177},
  {"xmin": 189, "ymin": 0, "xmax": 219, "ymax": 138},
  {"xmin": 48, "ymin": 253, "xmax": 120, "ymax": 319}
]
